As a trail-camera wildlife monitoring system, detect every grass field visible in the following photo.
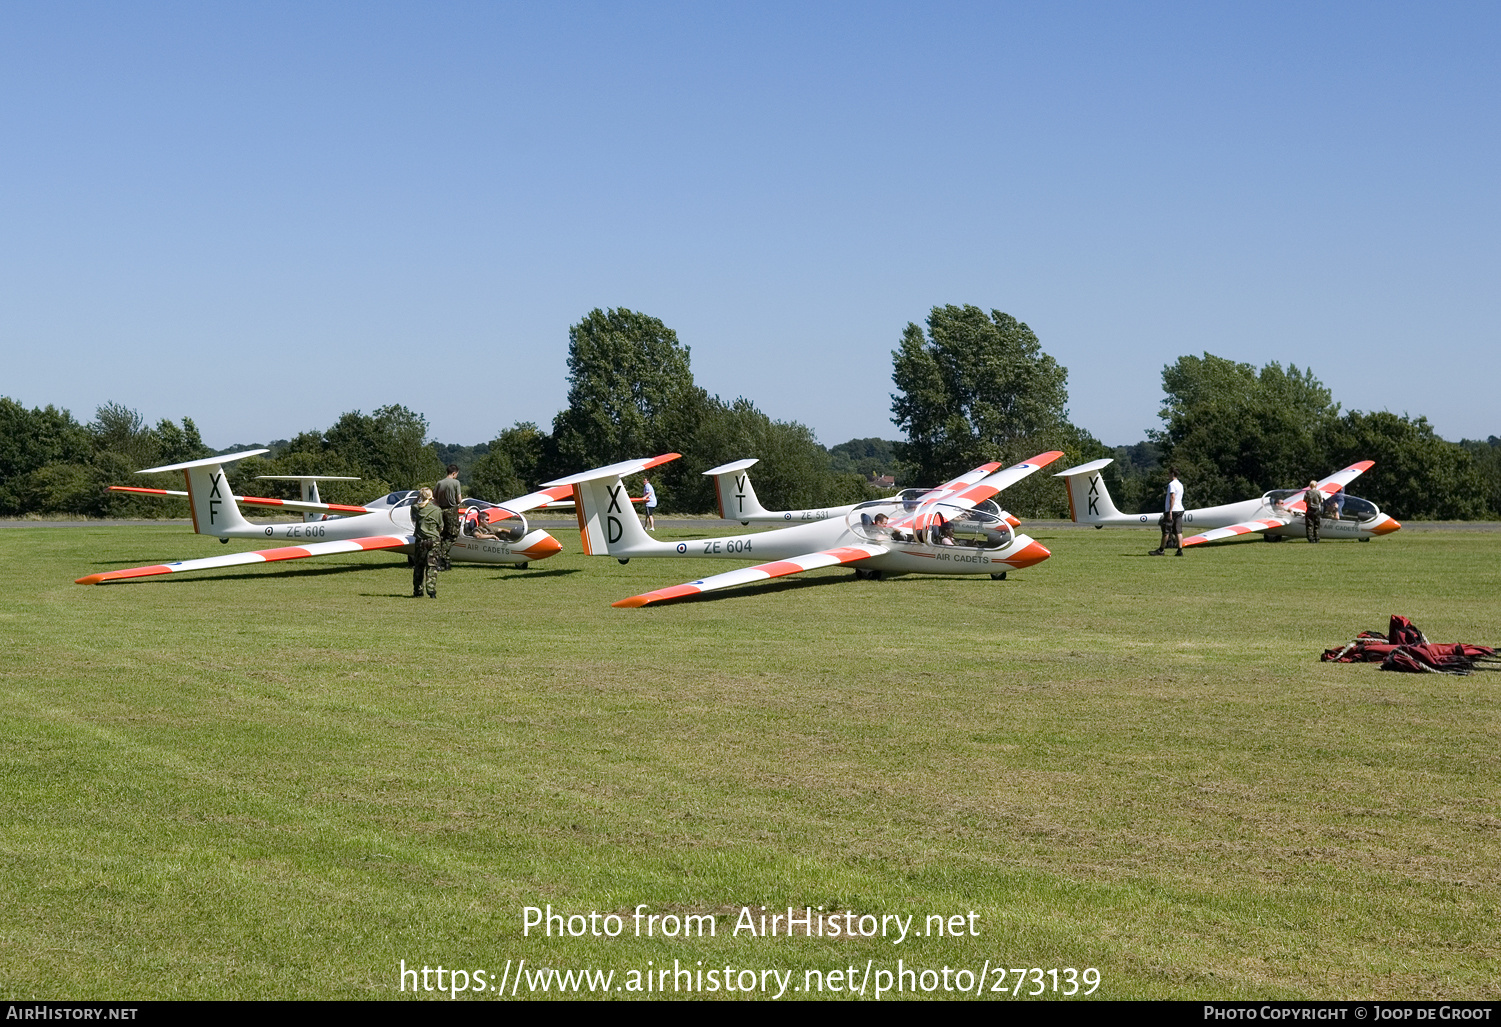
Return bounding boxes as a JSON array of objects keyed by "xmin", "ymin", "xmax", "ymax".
[{"xmin": 2, "ymin": 522, "xmax": 1497, "ymax": 1000}]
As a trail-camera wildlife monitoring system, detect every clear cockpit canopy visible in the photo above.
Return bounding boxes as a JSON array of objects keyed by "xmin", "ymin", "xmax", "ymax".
[
  {"xmin": 848, "ymin": 498, "xmax": 1015, "ymax": 549},
  {"xmin": 369, "ymin": 489, "xmax": 420, "ymax": 509},
  {"xmin": 1264, "ymin": 489, "xmax": 1380, "ymax": 522},
  {"xmin": 460, "ymin": 498, "xmax": 527, "ymax": 541}
]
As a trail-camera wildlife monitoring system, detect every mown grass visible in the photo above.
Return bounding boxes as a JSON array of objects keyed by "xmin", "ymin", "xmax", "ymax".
[{"xmin": 1, "ymin": 523, "xmax": 1497, "ymax": 1000}]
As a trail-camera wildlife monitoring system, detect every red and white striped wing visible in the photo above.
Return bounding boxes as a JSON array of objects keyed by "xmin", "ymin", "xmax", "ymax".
[
  {"xmin": 946, "ymin": 450, "xmax": 1065, "ymax": 508},
  {"xmin": 912, "ymin": 462, "xmax": 1003, "ymax": 504},
  {"xmin": 1317, "ymin": 461, "xmax": 1374, "ymax": 494},
  {"xmin": 899, "ymin": 451, "xmax": 1065, "ymax": 532},
  {"xmin": 1182, "ymin": 517, "xmax": 1290, "ymax": 546},
  {"xmin": 612, "ymin": 543, "xmax": 888, "ymax": 608},
  {"xmin": 75, "ymin": 535, "xmax": 411, "ymax": 584}
]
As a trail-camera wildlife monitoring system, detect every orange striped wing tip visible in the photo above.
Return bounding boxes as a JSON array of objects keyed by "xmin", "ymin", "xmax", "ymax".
[
  {"xmin": 1003, "ymin": 540, "xmax": 1051, "ymax": 568},
  {"xmin": 75, "ymin": 565, "xmax": 173, "ymax": 585}
]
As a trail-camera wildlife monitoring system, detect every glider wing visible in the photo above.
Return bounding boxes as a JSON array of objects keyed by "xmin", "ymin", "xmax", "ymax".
[
  {"xmin": 947, "ymin": 450, "xmax": 1066, "ymax": 508},
  {"xmin": 1182, "ymin": 517, "xmax": 1290, "ymax": 547},
  {"xmin": 1317, "ymin": 461, "xmax": 1374, "ymax": 494},
  {"xmin": 612, "ymin": 543, "xmax": 888, "ymax": 608},
  {"xmin": 497, "ymin": 453, "xmax": 681, "ymax": 519},
  {"xmin": 107, "ymin": 485, "xmax": 371, "ymax": 515},
  {"xmin": 75, "ymin": 535, "xmax": 411, "ymax": 584}
]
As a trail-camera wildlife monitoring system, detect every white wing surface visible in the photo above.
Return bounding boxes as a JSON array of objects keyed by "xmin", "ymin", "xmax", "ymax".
[
  {"xmin": 1316, "ymin": 461, "xmax": 1374, "ymax": 493},
  {"xmin": 76, "ymin": 535, "xmax": 411, "ymax": 584},
  {"xmin": 612, "ymin": 543, "xmax": 888, "ymax": 607},
  {"xmin": 1182, "ymin": 518, "xmax": 1290, "ymax": 546}
]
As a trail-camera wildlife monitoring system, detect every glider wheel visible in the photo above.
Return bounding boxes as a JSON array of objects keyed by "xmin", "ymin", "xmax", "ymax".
[
  {"xmin": 991, "ymin": 571, "xmax": 1007, "ymax": 580},
  {"xmin": 1359, "ymin": 537, "xmax": 1371, "ymax": 542},
  {"xmin": 516, "ymin": 562, "xmax": 528, "ymax": 570},
  {"xmin": 618, "ymin": 558, "xmax": 630, "ymax": 565},
  {"xmin": 220, "ymin": 538, "xmax": 230, "ymax": 544}
]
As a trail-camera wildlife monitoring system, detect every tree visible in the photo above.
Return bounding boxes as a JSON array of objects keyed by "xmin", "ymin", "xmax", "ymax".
[
  {"xmin": 889, "ymin": 305, "xmax": 1098, "ymax": 516},
  {"xmin": 670, "ymin": 397, "xmax": 870, "ymax": 513},
  {"xmin": 551, "ymin": 308, "xmax": 710, "ymax": 474},
  {"xmin": 891, "ymin": 305, "xmax": 1071, "ymax": 487},
  {"xmin": 1151, "ymin": 355, "xmax": 1339, "ymax": 507},
  {"xmin": 469, "ymin": 422, "xmax": 550, "ymax": 502},
  {"xmin": 0, "ymin": 398, "xmax": 92, "ymax": 514},
  {"xmin": 828, "ymin": 438, "xmax": 914, "ymax": 485},
  {"xmin": 1460, "ymin": 437, "xmax": 1501, "ymax": 519},
  {"xmin": 324, "ymin": 405, "xmax": 444, "ymax": 488},
  {"xmin": 1329, "ymin": 412, "xmax": 1486, "ymax": 520}
]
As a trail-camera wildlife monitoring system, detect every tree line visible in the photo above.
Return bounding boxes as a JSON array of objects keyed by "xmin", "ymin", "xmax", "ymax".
[{"xmin": 2, "ymin": 305, "xmax": 1495, "ymax": 520}]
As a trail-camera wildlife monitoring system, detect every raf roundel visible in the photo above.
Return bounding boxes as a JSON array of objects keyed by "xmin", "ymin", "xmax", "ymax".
[{"xmin": 676, "ymin": 543, "xmax": 688, "ymax": 553}]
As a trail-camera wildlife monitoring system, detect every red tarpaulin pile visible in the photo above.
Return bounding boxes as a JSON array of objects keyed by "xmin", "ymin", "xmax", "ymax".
[{"xmin": 1321, "ymin": 616, "xmax": 1497, "ymax": 675}]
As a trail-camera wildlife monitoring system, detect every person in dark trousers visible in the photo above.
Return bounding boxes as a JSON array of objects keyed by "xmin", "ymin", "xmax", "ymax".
[
  {"xmin": 433, "ymin": 464, "xmax": 462, "ymax": 570},
  {"xmin": 1304, "ymin": 479, "xmax": 1323, "ymax": 543},
  {"xmin": 1151, "ymin": 468, "xmax": 1185, "ymax": 556},
  {"xmin": 411, "ymin": 487, "xmax": 443, "ymax": 598},
  {"xmin": 641, "ymin": 476, "xmax": 657, "ymax": 531}
]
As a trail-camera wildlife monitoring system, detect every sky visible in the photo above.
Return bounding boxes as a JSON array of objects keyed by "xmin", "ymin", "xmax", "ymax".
[{"xmin": 2, "ymin": 2, "xmax": 1497, "ymax": 451}]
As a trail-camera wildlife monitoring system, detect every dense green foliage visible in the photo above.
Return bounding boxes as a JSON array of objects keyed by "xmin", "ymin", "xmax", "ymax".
[
  {"xmin": 889, "ymin": 306, "xmax": 1109, "ymax": 517},
  {"xmin": 1135, "ymin": 355, "xmax": 1492, "ymax": 520},
  {"xmin": 228, "ymin": 405, "xmax": 444, "ymax": 506},
  {"xmin": 0, "ymin": 398, "xmax": 210, "ymax": 517},
  {"xmin": 537, "ymin": 308, "xmax": 878, "ymax": 512},
  {"xmin": 551, "ymin": 308, "xmax": 710, "ymax": 472}
]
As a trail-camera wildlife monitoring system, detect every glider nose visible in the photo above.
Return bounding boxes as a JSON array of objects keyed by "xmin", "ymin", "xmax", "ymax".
[
  {"xmin": 1371, "ymin": 516, "xmax": 1402, "ymax": 536},
  {"xmin": 521, "ymin": 533, "xmax": 564, "ymax": 559},
  {"xmin": 1003, "ymin": 539, "xmax": 1051, "ymax": 569}
]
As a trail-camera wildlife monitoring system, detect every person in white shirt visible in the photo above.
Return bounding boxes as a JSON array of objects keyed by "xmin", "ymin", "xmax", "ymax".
[
  {"xmin": 642, "ymin": 477, "xmax": 658, "ymax": 531},
  {"xmin": 1151, "ymin": 467, "xmax": 1185, "ymax": 556}
]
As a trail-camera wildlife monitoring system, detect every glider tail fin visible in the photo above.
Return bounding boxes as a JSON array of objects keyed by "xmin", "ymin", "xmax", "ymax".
[
  {"xmin": 572, "ymin": 475, "xmax": 655, "ymax": 556},
  {"xmin": 136, "ymin": 450, "xmax": 269, "ymax": 538},
  {"xmin": 543, "ymin": 454, "xmax": 681, "ymax": 557},
  {"xmin": 1053, "ymin": 458, "xmax": 1122, "ymax": 524},
  {"xmin": 703, "ymin": 459, "xmax": 769, "ymax": 524}
]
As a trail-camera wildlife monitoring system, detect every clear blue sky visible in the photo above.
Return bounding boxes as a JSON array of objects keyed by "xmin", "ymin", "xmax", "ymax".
[{"xmin": 3, "ymin": 2, "xmax": 1497, "ymax": 450}]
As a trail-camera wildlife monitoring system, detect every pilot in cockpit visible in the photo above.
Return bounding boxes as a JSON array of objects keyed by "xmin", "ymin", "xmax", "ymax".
[{"xmin": 464, "ymin": 508, "xmax": 500, "ymax": 540}]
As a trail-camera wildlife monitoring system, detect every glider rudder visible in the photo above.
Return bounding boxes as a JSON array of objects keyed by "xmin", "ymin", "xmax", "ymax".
[
  {"xmin": 1052, "ymin": 458, "xmax": 1122, "ymax": 525},
  {"xmin": 702, "ymin": 459, "xmax": 767, "ymax": 524},
  {"xmin": 136, "ymin": 450, "xmax": 268, "ymax": 537}
]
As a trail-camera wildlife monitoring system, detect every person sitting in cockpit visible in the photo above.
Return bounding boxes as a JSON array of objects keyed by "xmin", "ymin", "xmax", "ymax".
[{"xmin": 464, "ymin": 508, "xmax": 500, "ymax": 540}]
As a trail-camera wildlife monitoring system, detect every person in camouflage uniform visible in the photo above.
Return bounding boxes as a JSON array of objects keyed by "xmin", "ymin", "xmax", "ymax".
[
  {"xmin": 1303, "ymin": 480, "xmax": 1322, "ymax": 543},
  {"xmin": 433, "ymin": 464, "xmax": 463, "ymax": 570},
  {"xmin": 411, "ymin": 487, "xmax": 444, "ymax": 598}
]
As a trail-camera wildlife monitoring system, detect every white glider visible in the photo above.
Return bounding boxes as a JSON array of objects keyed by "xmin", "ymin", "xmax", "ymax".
[
  {"xmin": 1052, "ymin": 459, "xmax": 1401, "ymax": 544},
  {"xmin": 552, "ymin": 452, "xmax": 1062, "ymax": 606},
  {"xmin": 72, "ymin": 449, "xmax": 626, "ymax": 584}
]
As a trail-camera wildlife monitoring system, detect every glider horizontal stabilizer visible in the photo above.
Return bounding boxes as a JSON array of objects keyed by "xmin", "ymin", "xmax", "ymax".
[{"xmin": 108, "ymin": 485, "xmax": 372, "ymax": 515}]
